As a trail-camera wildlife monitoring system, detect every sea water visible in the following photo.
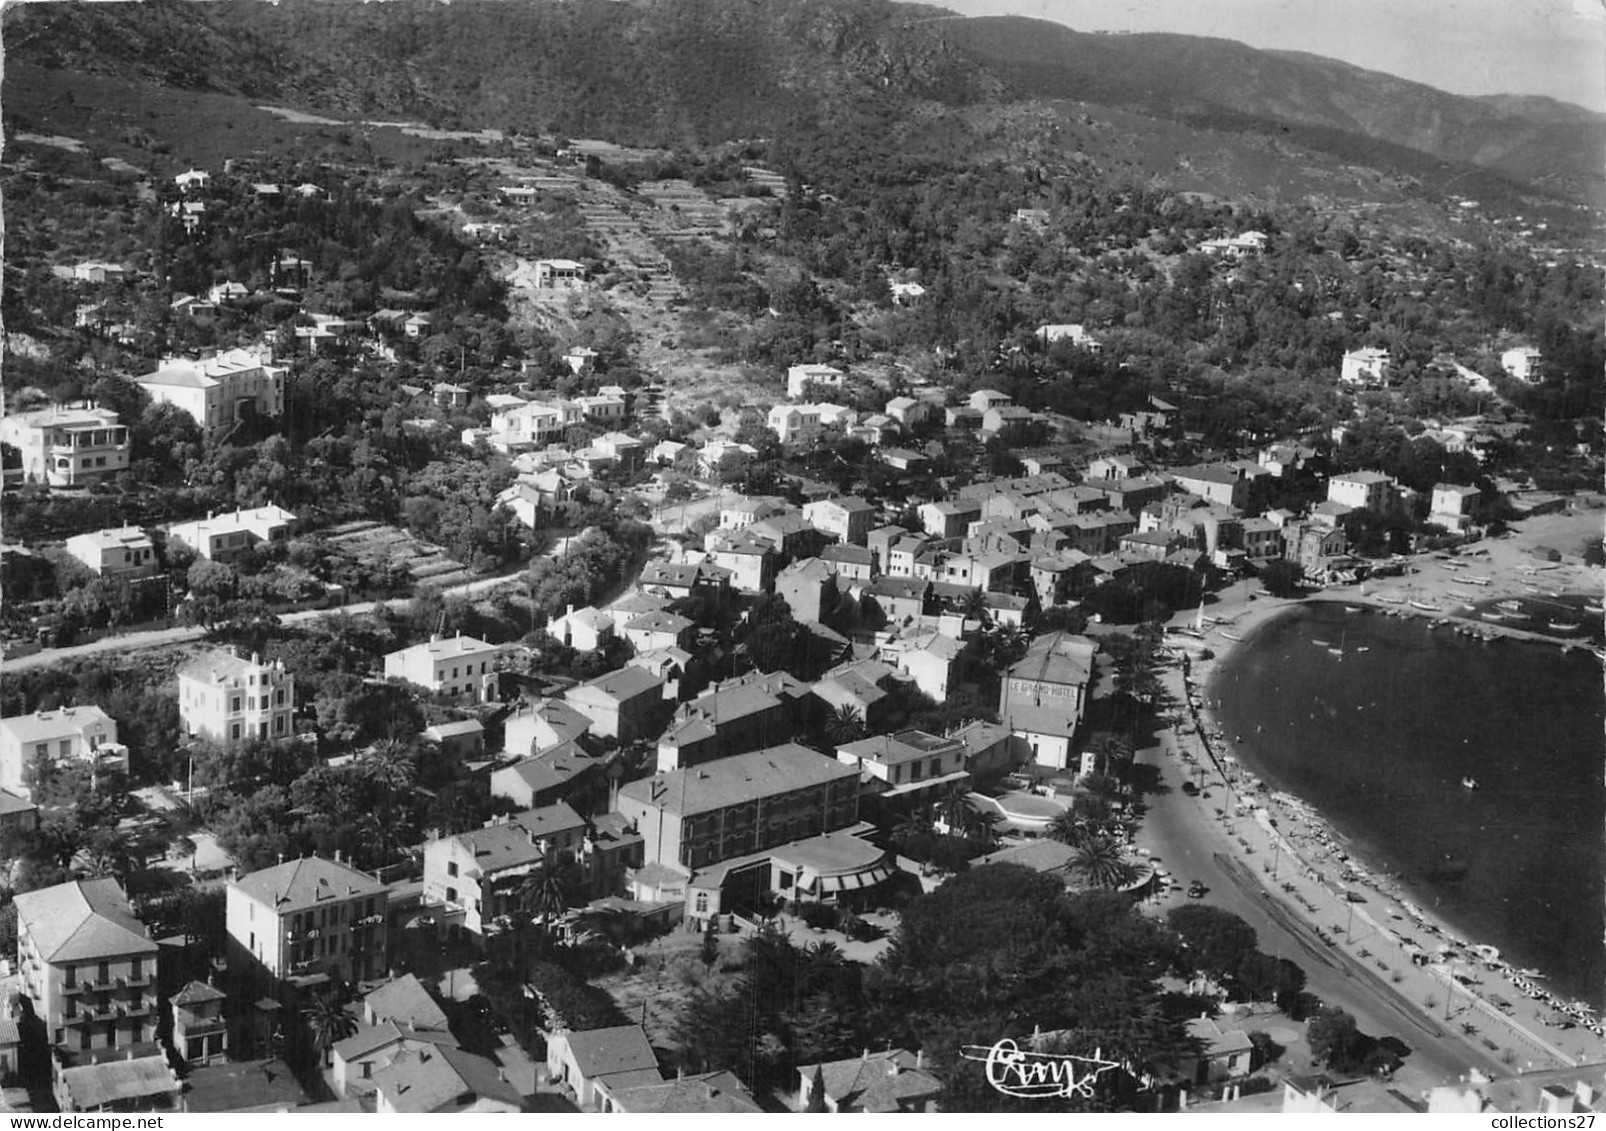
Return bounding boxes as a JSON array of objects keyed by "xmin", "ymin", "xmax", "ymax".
[{"xmin": 1212, "ymin": 603, "xmax": 1605, "ymax": 1009}]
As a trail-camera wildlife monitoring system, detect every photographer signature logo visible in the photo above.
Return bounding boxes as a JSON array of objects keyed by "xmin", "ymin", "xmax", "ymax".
[{"xmin": 958, "ymin": 1038, "xmax": 1123, "ymax": 1100}]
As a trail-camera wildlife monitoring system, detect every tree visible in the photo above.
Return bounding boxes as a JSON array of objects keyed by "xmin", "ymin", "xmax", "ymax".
[
  {"xmin": 304, "ymin": 991, "xmax": 357, "ymax": 1068},
  {"xmin": 1167, "ymin": 905, "xmax": 1260, "ymax": 981},
  {"xmin": 1071, "ymin": 837, "xmax": 1139, "ymax": 890},
  {"xmin": 823, "ymin": 704, "xmax": 867, "ymax": 746},
  {"xmin": 806, "ymin": 1064, "xmax": 828, "ymax": 1112},
  {"xmin": 1306, "ymin": 1007, "xmax": 1363, "ymax": 1070},
  {"xmin": 1260, "ymin": 559, "xmax": 1304, "ymax": 598}
]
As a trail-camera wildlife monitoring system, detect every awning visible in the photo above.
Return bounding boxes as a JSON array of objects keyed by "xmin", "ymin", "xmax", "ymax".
[{"xmin": 796, "ymin": 860, "xmax": 896, "ymax": 895}]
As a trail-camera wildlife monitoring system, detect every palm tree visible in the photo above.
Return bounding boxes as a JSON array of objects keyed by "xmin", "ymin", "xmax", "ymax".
[
  {"xmin": 361, "ymin": 739, "xmax": 417, "ymax": 862},
  {"xmin": 824, "ymin": 704, "xmax": 867, "ymax": 746},
  {"xmin": 935, "ymin": 783, "xmax": 975, "ymax": 837},
  {"xmin": 304, "ymin": 991, "xmax": 356, "ymax": 1068},
  {"xmin": 1071, "ymin": 837, "xmax": 1140, "ymax": 890},
  {"xmin": 1046, "ymin": 808, "xmax": 1088, "ymax": 847},
  {"xmin": 963, "ymin": 806, "xmax": 1002, "ymax": 846},
  {"xmin": 1086, "ymin": 732, "xmax": 1135, "ymax": 781}
]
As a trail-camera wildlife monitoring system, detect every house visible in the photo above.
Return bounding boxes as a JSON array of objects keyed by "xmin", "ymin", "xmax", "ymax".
[
  {"xmin": 698, "ymin": 439, "xmax": 758, "ymax": 477},
  {"xmin": 1327, "ymin": 470, "xmax": 1396, "ymax": 513},
  {"xmin": 1013, "ymin": 207, "xmax": 1050, "ymax": 227},
  {"xmin": 546, "ymin": 1025, "xmax": 660, "ymax": 1110},
  {"xmin": 563, "ymin": 667, "xmax": 665, "ymax": 743},
  {"xmin": 820, "ymin": 543, "xmax": 876, "ymax": 580},
  {"xmin": 562, "ymin": 346, "xmax": 599, "ymax": 376},
  {"xmin": 981, "ymin": 404, "xmax": 1036, "ymax": 442},
  {"xmin": 332, "ymin": 1019, "xmax": 458, "ymax": 1101},
  {"xmin": 165, "ymin": 506, "xmax": 296, "ymax": 563},
  {"xmin": 545, "ymin": 606, "xmax": 615, "ymax": 653},
  {"xmin": 225, "ymin": 857, "xmax": 388, "ymax": 1020},
  {"xmin": 849, "ymin": 413, "xmax": 898, "ymax": 446},
  {"xmin": 654, "ymin": 672, "xmax": 802, "ymax": 772},
  {"xmin": 775, "ymin": 558, "xmax": 837, "ymax": 624},
  {"xmin": 803, "ymin": 496, "xmax": 876, "ymax": 545},
  {"xmin": 502, "ymin": 698, "xmax": 593, "ymax": 758},
  {"xmin": 1181, "ymin": 1015, "xmax": 1255, "ymax": 1084},
  {"xmin": 174, "ymin": 168, "xmax": 209, "ymax": 192},
  {"xmin": 889, "ymin": 281, "xmax": 926, "ymax": 305},
  {"xmin": 383, "ymin": 634, "xmax": 503, "ymax": 702},
  {"xmin": 945, "ymin": 405, "xmax": 984, "ymax": 429},
  {"xmin": 136, "ymin": 349, "xmax": 286, "ymax": 438},
  {"xmin": 1036, "ymin": 323, "xmax": 1101, "ymax": 352},
  {"xmin": 968, "ymin": 389, "xmax": 1012, "ymax": 412},
  {"xmin": 720, "ymin": 495, "xmax": 788, "ymax": 530},
  {"xmin": 639, "ymin": 560, "xmax": 731, "ymax": 602},
  {"xmin": 372, "ymin": 1045, "xmax": 523, "ymax": 1113},
  {"xmin": 593, "ymin": 430, "xmax": 644, "ymax": 467},
  {"xmin": 883, "ymin": 630, "xmax": 964, "ymax": 701},
  {"xmin": 919, "ymin": 499, "xmax": 982, "ymax": 540},
  {"xmin": 64, "ymin": 526, "xmax": 157, "ymax": 580},
  {"xmin": 55, "ymin": 1056, "xmax": 181, "ymax": 1114},
  {"xmin": 1429, "ymin": 484, "xmax": 1481, "ymax": 531},
  {"xmin": 422, "ymin": 720, "xmax": 486, "ymax": 762},
  {"xmin": 421, "ymin": 803, "xmax": 588, "ymax": 936},
  {"xmin": 1199, "ymin": 231, "xmax": 1268, "ymax": 258},
  {"xmin": 883, "ymin": 396, "xmax": 933, "ymax": 429},
  {"xmin": 618, "ymin": 746, "xmax": 861, "ymax": 914},
  {"xmin": 1340, "ymin": 347, "xmax": 1392, "ymax": 387},
  {"xmin": 865, "ymin": 576, "xmax": 931, "ymax": 626},
  {"xmin": 1097, "ymin": 477, "xmax": 1169, "ymax": 514},
  {"xmin": 622, "ymin": 611, "xmax": 693, "ymax": 653},
  {"xmin": 595, "ymin": 1069, "xmax": 761, "ymax": 1114},
  {"xmin": 835, "ymin": 730, "xmax": 967, "ymax": 799},
  {"xmin": 796, "ymin": 1049, "xmax": 941, "ymax": 1113},
  {"xmin": 786, "ymin": 363, "xmax": 846, "ymax": 399},
  {"xmin": 497, "ymin": 471, "xmax": 582, "ymax": 525},
  {"xmin": 812, "ymin": 658, "xmax": 909, "ymax": 731},
  {"xmin": 0, "ymin": 790, "xmax": 39, "ymax": 838},
  {"xmin": 649, "ymin": 440, "xmax": 692, "ymax": 468},
  {"xmin": 879, "ymin": 446, "xmax": 929, "ymax": 472},
  {"xmin": 949, "ymin": 719, "xmax": 1032, "ymax": 779},
  {"xmin": 533, "ymin": 259, "xmax": 588, "ymax": 289},
  {"xmin": 170, "ymin": 981, "xmax": 228, "ymax": 1066},
  {"xmin": 998, "ymin": 632, "xmax": 1098, "ymax": 770},
  {"xmin": 768, "ymin": 402, "xmax": 854, "ymax": 444},
  {"xmin": 1283, "ymin": 520, "xmax": 1351, "ymax": 579},
  {"xmin": 0, "ymin": 706, "xmax": 124, "ymax": 800},
  {"xmin": 706, "ymin": 532, "xmax": 778, "ymax": 594},
  {"xmin": 1029, "ymin": 551, "xmax": 1093, "ymax": 606},
  {"xmin": 1169, "ymin": 463, "xmax": 1252, "ymax": 510},
  {"xmin": 15, "ymin": 878, "xmax": 160, "ymax": 1063},
  {"xmin": 1500, "ymin": 346, "xmax": 1543, "ymax": 383},
  {"xmin": 1240, "ymin": 517, "xmax": 1284, "ymax": 563},
  {"xmin": 492, "ymin": 737, "xmax": 604, "ymax": 812},
  {"xmin": 0, "ymin": 405, "xmax": 130, "ymax": 486},
  {"xmin": 1087, "ymin": 454, "xmax": 1146, "ymax": 481},
  {"xmin": 178, "ymin": 651, "xmax": 295, "ymax": 746}
]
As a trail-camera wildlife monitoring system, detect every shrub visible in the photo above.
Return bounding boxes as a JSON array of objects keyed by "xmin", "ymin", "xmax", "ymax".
[{"xmin": 794, "ymin": 902, "xmax": 838, "ymax": 930}]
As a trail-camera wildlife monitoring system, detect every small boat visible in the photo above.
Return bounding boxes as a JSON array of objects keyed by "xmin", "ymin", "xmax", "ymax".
[
  {"xmin": 1480, "ymin": 612, "xmax": 1506, "ymax": 621},
  {"xmin": 1497, "ymin": 600, "xmax": 1523, "ymax": 612},
  {"xmin": 1462, "ymin": 777, "xmax": 1479, "ymax": 791},
  {"xmin": 1355, "ymin": 646, "xmax": 1370, "ymax": 653},
  {"xmin": 1345, "ymin": 605, "xmax": 1361, "ymax": 613},
  {"xmin": 1219, "ymin": 630, "xmax": 1242, "ymax": 642},
  {"xmin": 1550, "ymin": 621, "xmax": 1581, "ymax": 633},
  {"xmin": 1465, "ymin": 576, "xmax": 1491, "ymax": 585},
  {"xmin": 1377, "ymin": 594, "xmax": 1404, "ymax": 605},
  {"xmin": 1312, "ymin": 639, "xmax": 1331, "ymax": 647},
  {"xmin": 1410, "ymin": 600, "xmax": 1441, "ymax": 612}
]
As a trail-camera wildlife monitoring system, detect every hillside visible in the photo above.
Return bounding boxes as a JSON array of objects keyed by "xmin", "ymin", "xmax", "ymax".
[{"xmin": 6, "ymin": 0, "xmax": 1601, "ymax": 214}]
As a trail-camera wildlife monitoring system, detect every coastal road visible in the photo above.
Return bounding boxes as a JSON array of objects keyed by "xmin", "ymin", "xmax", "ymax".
[{"xmin": 1134, "ymin": 711, "xmax": 1508, "ymax": 1089}]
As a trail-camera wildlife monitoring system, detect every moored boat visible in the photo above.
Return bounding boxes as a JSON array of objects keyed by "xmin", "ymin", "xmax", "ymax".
[{"xmin": 1462, "ymin": 777, "xmax": 1479, "ymax": 791}]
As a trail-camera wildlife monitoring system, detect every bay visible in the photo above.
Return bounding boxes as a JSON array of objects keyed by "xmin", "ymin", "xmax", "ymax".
[{"xmin": 1211, "ymin": 602, "xmax": 1606, "ymax": 1010}]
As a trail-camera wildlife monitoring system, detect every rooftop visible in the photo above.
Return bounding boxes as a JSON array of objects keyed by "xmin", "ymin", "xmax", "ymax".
[
  {"xmin": 0, "ymin": 706, "xmax": 115, "ymax": 745},
  {"xmin": 372, "ymin": 1044, "xmax": 523, "ymax": 1112},
  {"xmin": 620, "ymin": 745, "xmax": 854, "ymax": 816},
  {"xmin": 14, "ymin": 878, "xmax": 156, "ymax": 963},
  {"xmin": 57, "ymin": 1055, "xmax": 179, "ymax": 1112},
  {"xmin": 231, "ymin": 856, "xmax": 386, "ymax": 914},
  {"xmin": 563, "ymin": 1024, "xmax": 658, "ymax": 1079}
]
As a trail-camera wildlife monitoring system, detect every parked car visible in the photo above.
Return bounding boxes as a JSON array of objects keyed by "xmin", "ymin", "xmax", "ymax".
[
  {"xmin": 1181, "ymin": 781, "xmax": 1200, "ymax": 796},
  {"xmin": 1187, "ymin": 880, "xmax": 1208, "ymax": 899}
]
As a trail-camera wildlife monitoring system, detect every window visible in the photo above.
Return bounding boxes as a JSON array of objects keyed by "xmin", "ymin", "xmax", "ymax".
[
  {"xmin": 130, "ymin": 959, "xmax": 142, "ymax": 981},
  {"xmin": 59, "ymin": 740, "xmax": 71, "ymax": 758},
  {"xmin": 64, "ymin": 966, "xmax": 76, "ymax": 989},
  {"xmin": 34, "ymin": 744, "xmax": 46, "ymax": 759},
  {"xmin": 98, "ymin": 961, "xmax": 109, "ymax": 984},
  {"xmin": 54, "ymin": 1029, "xmax": 64, "ymax": 1046},
  {"xmin": 232, "ymin": 724, "xmax": 241, "ymax": 740},
  {"xmin": 231, "ymin": 697, "xmax": 242, "ymax": 713},
  {"xmin": 929, "ymin": 757, "xmax": 942, "ymax": 778},
  {"xmin": 447, "ymin": 862, "xmax": 459, "ymax": 877},
  {"xmin": 452, "ymin": 666, "xmax": 459, "ymax": 679},
  {"xmin": 275, "ymin": 716, "xmax": 286, "ymax": 734},
  {"xmin": 446, "ymin": 887, "xmax": 458, "ymax": 903},
  {"xmin": 275, "ymin": 690, "xmax": 285, "ymax": 706},
  {"xmin": 694, "ymin": 892, "xmax": 709, "ymax": 913}
]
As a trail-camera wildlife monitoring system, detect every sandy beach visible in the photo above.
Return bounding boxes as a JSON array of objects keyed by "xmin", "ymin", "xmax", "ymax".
[{"xmin": 1148, "ymin": 506, "xmax": 1606, "ymax": 1080}]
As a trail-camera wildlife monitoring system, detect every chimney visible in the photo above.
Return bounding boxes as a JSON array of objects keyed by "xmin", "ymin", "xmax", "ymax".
[{"xmin": 915, "ymin": 1050, "xmax": 923, "ymax": 1069}]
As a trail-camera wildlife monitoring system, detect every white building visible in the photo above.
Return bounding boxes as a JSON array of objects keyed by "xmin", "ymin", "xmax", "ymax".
[
  {"xmin": 136, "ymin": 349, "xmax": 285, "ymax": 439},
  {"xmin": 0, "ymin": 707, "xmax": 125, "ymax": 800},
  {"xmin": 0, "ymin": 406, "xmax": 130, "ymax": 487},
  {"xmin": 1500, "ymin": 347, "xmax": 1543, "ymax": 384},
  {"xmin": 383, "ymin": 635, "xmax": 504, "ymax": 702},
  {"xmin": 1036, "ymin": 324, "xmax": 1101, "ymax": 352},
  {"xmin": 63, "ymin": 526, "xmax": 156, "ymax": 579},
  {"xmin": 1429, "ymin": 484, "xmax": 1481, "ymax": 532},
  {"xmin": 1339, "ymin": 347, "xmax": 1392, "ymax": 388},
  {"xmin": 1327, "ymin": 470, "xmax": 1396, "ymax": 513},
  {"xmin": 165, "ymin": 506, "xmax": 296, "ymax": 563},
  {"xmin": 487, "ymin": 400, "xmax": 581, "ymax": 453},
  {"xmin": 533, "ymin": 259, "xmax": 588, "ymax": 289},
  {"xmin": 179, "ymin": 651, "xmax": 295, "ymax": 746},
  {"xmin": 786, "ymin": 364, "xmax": 846, "ymax": 399},
  {"xmin": 768, "ymin": 403, "xmax": 853, "ymax": 444}
]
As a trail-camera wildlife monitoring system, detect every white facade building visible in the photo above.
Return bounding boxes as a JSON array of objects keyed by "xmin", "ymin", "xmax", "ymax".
[
  {"xmin": 136, "ymin": 349, "xmax": 286, "ymax": 439},
  {"xmin": 179, "ymin": 651, "xmax": 295, "ymax": 746},
  {"xmin": 0, "ymin": 406, "xmax": 129, "ymax": 487}
]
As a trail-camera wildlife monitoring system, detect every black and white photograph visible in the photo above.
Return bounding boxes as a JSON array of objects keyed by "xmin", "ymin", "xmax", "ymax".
[{"xmin": 0, "ymin": 0, "xmax": 1602, "ymax": 1116}]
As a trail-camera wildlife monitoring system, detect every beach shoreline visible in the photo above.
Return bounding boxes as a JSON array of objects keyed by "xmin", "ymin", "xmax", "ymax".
[{"xmin": 1155, "ymin": 506, "xmax": 1606, "ymax": 1074}]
